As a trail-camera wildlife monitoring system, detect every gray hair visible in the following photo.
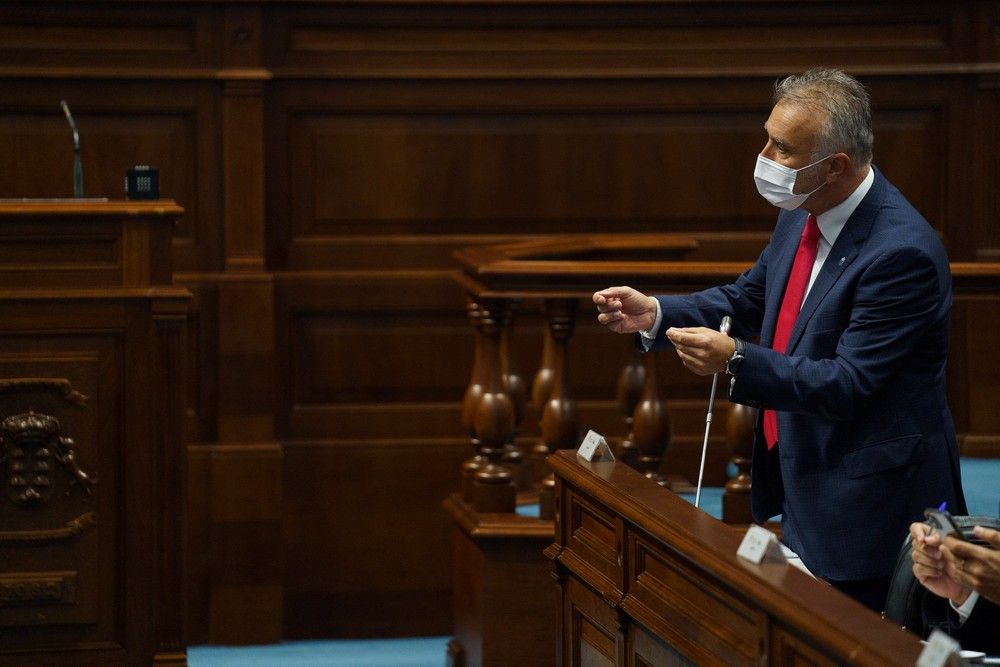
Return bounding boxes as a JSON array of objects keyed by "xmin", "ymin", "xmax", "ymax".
[{"xmin": 773, "ymin": 68, "xmax": 873, "ymax": 166}]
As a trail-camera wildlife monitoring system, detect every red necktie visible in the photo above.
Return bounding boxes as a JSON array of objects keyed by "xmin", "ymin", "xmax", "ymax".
[{"xmin": 764, "ymin": 214, "xmax": 821, "ymax": 449}]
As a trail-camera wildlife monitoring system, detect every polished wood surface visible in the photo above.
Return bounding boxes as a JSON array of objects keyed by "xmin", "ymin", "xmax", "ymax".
[
  {"xmin": 444, "ymin": 494, "xmax": 556, "ymax": 667},
  {"xmin": 547, "ymin": 450, "xmax": 925, "ymax": 666},
  {"xmin": 0, "ymin": 201, "xmax": 188, "ymax": 665},
  {"xmin": 2, "ymin": 0, "xmax": 999, "ymax": 642}
]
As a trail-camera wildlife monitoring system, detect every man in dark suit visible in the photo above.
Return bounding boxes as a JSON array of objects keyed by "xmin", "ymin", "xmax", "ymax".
[
  {"xmin": 593, "ymin": 68, "xmax": 966, "ymax": 612},
  {"xmin": 910, "ymin": 520, "xmax": 1000, "ymax": 654}
]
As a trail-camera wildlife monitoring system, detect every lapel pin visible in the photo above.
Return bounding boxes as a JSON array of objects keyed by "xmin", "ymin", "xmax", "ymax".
[{"xmin": 838, "ymin": 256, "xmax": 846, "ymax": 266}]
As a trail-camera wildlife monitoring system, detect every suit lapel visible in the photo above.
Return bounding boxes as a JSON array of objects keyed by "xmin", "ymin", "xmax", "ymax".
[
  {"xmin": 784, "ymin": 169, "xmax": 885, "ymax": 354},
  {"xmin": 762, "ymin": 213, "xmax": 808, "ymax": 347}
]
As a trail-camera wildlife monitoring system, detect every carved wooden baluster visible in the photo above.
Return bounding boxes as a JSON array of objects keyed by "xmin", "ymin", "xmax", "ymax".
[
  {"xmin": 538, "ymin": 298, "xmax": 579, "ymax": 520},
  {"xmin": 526, "ymin": 321, "xmax": 556, "ymax": 489},
  {"xmin": 470, "ymin": 298, "xmax": 517, "ymax": 513},
  {"xmin": 460, "ymin": 298, "xmax": 487, "ymax": 502},
  {"xmin": 631, "ymin": 353, "xmax": 671, "ymax": 487},
  {"xmin": 500, "ymin": 298, "xmax": 529, "ymax": 489},
  {"xmin": 615, "ymin": 349, "xmax": 645, "ymax": 469},
  {"xmin": 722, "ymin": 402, "xmax": 757, "ymax": 524}
]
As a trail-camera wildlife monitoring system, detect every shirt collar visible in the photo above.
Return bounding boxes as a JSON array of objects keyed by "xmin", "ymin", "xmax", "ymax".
[{"xmin": 814, "ymin": 166, "xmax": 874, "ymax": 246}]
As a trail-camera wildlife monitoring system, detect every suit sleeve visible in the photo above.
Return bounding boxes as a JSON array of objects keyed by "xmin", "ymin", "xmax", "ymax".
[
  {"xmin": 642, "ymin": 246, "xmax": 771, "ymax": 351},
  {"xmin": 951, "ymin": 597, "xmax": 1000, "ymax": 654},
  {"xmin": 730, "ymin": 244, "xmax": 945, "ymax": 421}
]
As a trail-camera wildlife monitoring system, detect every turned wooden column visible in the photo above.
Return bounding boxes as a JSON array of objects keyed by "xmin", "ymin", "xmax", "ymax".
[
  {"xmin": 469, "ymin": 298, "xmax": 517, "ymax": 513},
  {"xmin": 500, "ymin": 299, "xmax": 529, "ymax": 489},
  {"xmin": 537, "ymin": 298, "xmax": 579, "ymax": 519},
  {"xmin": 615, "ymin": 349, "xmax": 645, "ymax": 469},
  {"xmin": 460, "ymin": 299, "xmax": 487, "ymax": 502},
  {"xmin": 526, "ymin": 323, "xmax": 556, "ymax": 489},
  {"xmin": 631, "ymin": 353, "xmax": 672, "ymax": 487},
  {"xmin": 722, "ymin": 402, "xmax": 757, "ymax": 524}
]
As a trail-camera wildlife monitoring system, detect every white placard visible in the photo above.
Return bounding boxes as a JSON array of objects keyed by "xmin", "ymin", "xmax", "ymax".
[
  {"xmin": 916, "ymin": 630, "xmax": 961, "ymax": 667},
  {"xmin": 576, "ymin": 430, "xmax": 615, "ymax": 462},
  {"xmin": 736, "ymin": 524, "xmax": 787, "ymax": 565}
]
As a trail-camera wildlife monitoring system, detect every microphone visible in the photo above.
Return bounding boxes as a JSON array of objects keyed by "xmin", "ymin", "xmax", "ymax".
[
  {"xmin": 60, "ymin": 100, "xmax": 84, "ymax": 198},
  {"xmin": 695, "ymin": 315, "xmax": 732, "ymax": 509}
]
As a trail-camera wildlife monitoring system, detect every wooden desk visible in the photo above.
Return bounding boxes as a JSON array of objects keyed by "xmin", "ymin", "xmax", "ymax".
[
  {"xmin": 545, "ymin": 450, "xmax": 924, "ymax": 666},
  {"xmin": 0, "ymin": 201, "xmax": 189, "ymax": 665}
]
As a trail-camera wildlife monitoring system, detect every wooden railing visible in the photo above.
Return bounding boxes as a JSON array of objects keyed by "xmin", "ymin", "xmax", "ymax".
[{"xmin": 453, "ymin": 235, "xmax": 1000, "ymax": 519}]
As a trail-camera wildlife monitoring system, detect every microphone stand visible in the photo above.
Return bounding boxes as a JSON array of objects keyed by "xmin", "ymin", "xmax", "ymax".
[
  {"xmin": 695, "ymin": 315, "xmax": 732, "ymax": 508},
  {"xmin": 60, "ymin": 100, "xmax": 84, "ymax": 198}
]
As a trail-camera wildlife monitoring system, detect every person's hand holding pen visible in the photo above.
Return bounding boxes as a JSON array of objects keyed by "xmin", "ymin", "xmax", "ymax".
[
  {"xmin": 910, "ymin": 519, "xmax": 972, "ymax": 605},
  {"xmin": 941, "ymin": 525, "xmax": 1000, "ymax": 606}
]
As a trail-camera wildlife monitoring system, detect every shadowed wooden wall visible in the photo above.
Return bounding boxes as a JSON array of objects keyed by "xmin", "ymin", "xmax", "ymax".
[{"xmin": 1, "ymin": 0, "xmax": 998, "ymax": 644}]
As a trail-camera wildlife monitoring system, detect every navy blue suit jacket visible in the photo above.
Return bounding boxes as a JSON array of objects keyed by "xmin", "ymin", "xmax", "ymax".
[
  {"xmin": 648, "ymin": 167, "xmax": 966, "ymax": 581},
  {"xmin": 950, "ymin": 596, "xmax": 1000, "ymax": 655}
]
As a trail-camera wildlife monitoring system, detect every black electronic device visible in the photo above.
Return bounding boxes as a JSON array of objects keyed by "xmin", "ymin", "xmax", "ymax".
[
  {"xmin": 923, "ymin": 507, "xmax": 964, "ymax": 540},
  {"xmin": 125, "ymin": 165, "xmax": 159, "ymax": 200}
]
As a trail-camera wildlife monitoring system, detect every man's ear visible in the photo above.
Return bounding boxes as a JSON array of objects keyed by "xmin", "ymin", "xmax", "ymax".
[{"xmin": 827, "ymin": 153, "xmax": 851, "ymax": 179}]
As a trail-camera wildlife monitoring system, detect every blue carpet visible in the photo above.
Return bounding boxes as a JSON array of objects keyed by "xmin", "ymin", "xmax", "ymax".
[
  {"xmin": 961, "ymin": 457, "xmax": 1000, "ymax": 517},
  {"xmin": 188, "ymin": 637, "xmax": 449, "ymax": 667}
]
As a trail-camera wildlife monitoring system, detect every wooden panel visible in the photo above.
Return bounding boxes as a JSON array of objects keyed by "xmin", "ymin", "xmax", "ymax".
[
  {"xmin": 275, "ymin": 272, "xmax": 471, "ymax": 439},
  {"xmin": 269, "ymin": 75, "xmax": 970, "ymax": 270},
  {"xmin": 264, "ymin": 2, "xmax": 973, "ymax": 76},
  {"xmin": 178, "ymin": 281, "xmax": 220, "ymax": 444},
  {"xmin": 285, "ymin": 109, "xmax": 771, "ymax": 234},
  {"xmin": 565, "ymin": 577, "xmax": 618, "ymax": 667},
  {"xmin": 771, "ymin": 626, "xmax": 839, "ymax": 667},
  {"xmin": 974, "ymin": 75, "xmax": 1000, "ymax": 260},
  {"xmin": 207, "ymin": 444, "xmax": 283, "ymax": 646},
  {"xmin": 282, "ymin": 438, "xmax": 467, "ymax": 638},
  {"xmin": 185, "ymin": 446, "xmax": 212, "ymax": 646},
  {"xmin": 0, "ymin": 331, "xmax": 120, "ymax": 650},
  {"xmin": 268, "ymin": 78, "xmax": 781, "ymax": 270},
  {"xmin": 566, "ymin": 492, "xmax": 622, "ymax": 590},
  {"xmin": 976, "ymin": 1, "xmax": 1000, "ymax": 62},
  {"xmin": 447, "ymin": 502, "xmax": 557, "ymax": 667},
  {"xmin": 626, "ymin": 532, "xmax": 761, "ymax": 666},
  {"xmin": 954, "ymin": 294, "xmax": 1000, "ymax": 438},
  {"xmin": 630, "ymin": 623, "xmax": 694, "ymax": 667},
  {"xmin": 0, "ymin": 2, "xmax": 216, "ymax": 69}
]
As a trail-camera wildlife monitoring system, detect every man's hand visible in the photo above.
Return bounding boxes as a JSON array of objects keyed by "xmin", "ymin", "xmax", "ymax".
[
  {"xmin": 943, "ymin": 525, "xmax": 1000, "ymax": 605},
  {"xmin": 910, "ymin": 521, "xmax": 971, "ymax": 605},
  {"xmin": 665, "ymin": 327, "xmax": 736, "ymax": 376},
  {"xmin": 593, "ymin": 286, "xmax": 657, "ymax": 334}
]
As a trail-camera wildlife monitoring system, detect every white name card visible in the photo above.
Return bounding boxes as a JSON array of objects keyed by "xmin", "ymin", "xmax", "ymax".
[
  {"xmin": 736, "ymin": 525, "xmax": 787, "ymax": 565},
  {"xmin": 576, "ymin": 430, "xmax": 615, "ymax": 462},
  {"xmin": 916, "ymin": 630, "xmax": 961, "ymax": 667}
]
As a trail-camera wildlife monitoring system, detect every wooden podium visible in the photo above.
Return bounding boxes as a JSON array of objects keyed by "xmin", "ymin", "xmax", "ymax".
[{"xmin": 0, "ymin": 201, "xmax": 189, "ymax": 665}]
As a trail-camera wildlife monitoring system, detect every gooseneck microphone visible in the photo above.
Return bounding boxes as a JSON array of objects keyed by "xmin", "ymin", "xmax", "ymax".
[
  {"xmin": 60, "ymin": 100, "xmax": 84, "ymax": 198},
  {"xmin": 695, "ymin": 315, "xmax": 732, "ymax": 509}
]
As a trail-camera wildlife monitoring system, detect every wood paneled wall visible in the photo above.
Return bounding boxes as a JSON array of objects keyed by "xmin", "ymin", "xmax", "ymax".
[{"xmin": 1, "ymin": 0, "xmax": 998, "ymax": 643}]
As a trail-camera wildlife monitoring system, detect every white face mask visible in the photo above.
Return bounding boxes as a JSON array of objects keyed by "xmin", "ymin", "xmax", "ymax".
[{"xmin": 754, "ymin": 154, "xmax": 832, "ymax": 210}]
